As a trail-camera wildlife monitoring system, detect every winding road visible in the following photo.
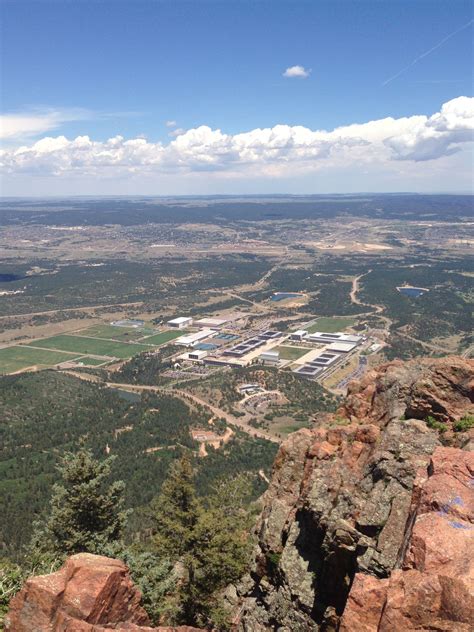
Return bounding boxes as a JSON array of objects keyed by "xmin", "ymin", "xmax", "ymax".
[
  {"xmin": 62, "ymin": 370, "xmax": 281, "ymax": 444},
  {"xmin": 350, "ymin": 271, "xmax": 392, "ymax": 331}
]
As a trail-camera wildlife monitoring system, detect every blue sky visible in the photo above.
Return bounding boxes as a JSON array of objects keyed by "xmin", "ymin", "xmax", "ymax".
[{"xmin": 1, "ymin": 0, "xmax": 473, "ymax": 195}]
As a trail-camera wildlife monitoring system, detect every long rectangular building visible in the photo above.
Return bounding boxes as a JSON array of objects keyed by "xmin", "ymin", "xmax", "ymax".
[
  {"xmin": 176, "ymin": 329, "xmax": 216, "ymax": 347},
  {"xmin": 308, "ymin": 332, "xmax": 363, "ymax": 344}
]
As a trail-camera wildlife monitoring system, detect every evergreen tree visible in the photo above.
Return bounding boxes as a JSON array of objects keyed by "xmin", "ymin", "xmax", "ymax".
[
  {"xmin": 151, "ymin": 458, "xmax": 252, "ymax": 627},
  {"xmin": 191, "ymin": 475, "xmax": 252, "ymax": 626},
  {"xmin": 31, "ymin": 447, "xmax": 128, "ymax": 557},
  {"xmin": 152, "ymin": 453, "xmax": 201, "ymax": 559}
]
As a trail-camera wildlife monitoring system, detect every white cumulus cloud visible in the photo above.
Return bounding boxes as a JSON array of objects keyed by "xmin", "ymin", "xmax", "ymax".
[
  {"xmin": 0, "ymin": 97, "xmax": 472, "ymax": 185},
  {"xmin": 283, "ymin": 65, "xmax": 311, "ymax": 78}
]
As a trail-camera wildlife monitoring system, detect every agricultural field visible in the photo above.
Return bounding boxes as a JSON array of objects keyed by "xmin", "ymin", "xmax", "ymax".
[
  {"xmin": 25, "ymin": 335, "xmax": 151, "ymax": 359},
  {"xmin": 306, "ymin": 317, "xmax": 357, "ymax": 333},
  {"xmin": 274, "ymin": 345, "xmax": 309, "ymax": 361},
  {"xmin": 0, "ymin": 345, "xmax": 81, "ymax": 374}
]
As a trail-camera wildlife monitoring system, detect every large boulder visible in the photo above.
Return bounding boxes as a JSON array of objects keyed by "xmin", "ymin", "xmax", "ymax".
[
  {"xmin": 237, "ymin": 356, "xmax": 474, "ymax": 631},
  {"xmin": 5, "ymin": 553, "xmax": 201, "ymax": 632}
]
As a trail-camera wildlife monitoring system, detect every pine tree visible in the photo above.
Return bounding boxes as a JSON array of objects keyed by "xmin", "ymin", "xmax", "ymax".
[
  {"xmin": 152, "ymin": 453, "xmax": 201, "ymax": 559},
  {"xmin": 190, "ymin": 475, "xmax": 252, "ymax": 626},
  {"xmin": 151, "ymin": 459, "xmax": 252, "ymax": 627},
  {"xmin": 31, "ymin": 447, "xmax": 128, "ymax": 557}
]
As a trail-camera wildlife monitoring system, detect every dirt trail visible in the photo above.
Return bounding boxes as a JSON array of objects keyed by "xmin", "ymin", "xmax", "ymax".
[
  {"xmin": 0, "ymin": 301, "xmax": 144, "ymax": 321},
  {"xmin": 396, "ymin": 331, "xmax": 455, "ymax": 354},
  {"xmin": 61, "ymin": 371, "xmax": 281, "ymax": 444}
]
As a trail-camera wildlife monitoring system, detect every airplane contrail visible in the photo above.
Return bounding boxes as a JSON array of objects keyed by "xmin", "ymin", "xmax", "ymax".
[{"xmin": 382, "ymin": 19, "xmax": 473, "ymax": 87}]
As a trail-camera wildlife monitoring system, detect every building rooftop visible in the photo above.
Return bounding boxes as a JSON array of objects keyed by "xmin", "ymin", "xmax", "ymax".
[
  {"xmin": 176, "ymin": 329, "xmax": 216, "ymax": 346},
  {"xmin": 260, "ymin": 350, "xmax": 280, "ymax": 359},
  {"xmin": 168, "ymin": 316, "xmax": 193, "ymax": 325},
  {"xmin": 194, "ymin": 317, "xmax": 228, "ymax": 327},
  {"xmin": 327, "ymin": 341, "xmax": 358, "ymax": 352},
  {"xmin": 308, "ymin": 331, "xmax": 362, "ymax": 343}
]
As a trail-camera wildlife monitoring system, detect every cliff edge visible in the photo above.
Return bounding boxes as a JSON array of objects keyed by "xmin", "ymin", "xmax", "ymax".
[{"xmin": 236, "ymin": 356, "xmax": 473, "ymax": 631}]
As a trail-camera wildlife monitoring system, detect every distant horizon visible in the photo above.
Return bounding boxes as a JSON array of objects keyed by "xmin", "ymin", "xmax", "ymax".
[{"xmin": 1, "ymin": 191, "xmax": 473, "ymax": 200}]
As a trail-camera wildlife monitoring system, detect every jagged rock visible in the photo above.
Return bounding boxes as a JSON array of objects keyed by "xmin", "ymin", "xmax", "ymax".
[
  {"xmin": 237, "ymin": 356, "xmax": 474, "ymax": 631},
  {"xmin": 5, "ymin": 553, "xmax": 202, "ymax": 632},
  {"xmin": 340, "ymin": 355, "xmax": 474, "ymax": 425},
  {"xmin": 341, "ymin": 446, "xmax": 474, "ymax": 631}
]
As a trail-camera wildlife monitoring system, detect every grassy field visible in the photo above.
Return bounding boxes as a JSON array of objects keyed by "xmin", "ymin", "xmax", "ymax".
[
  {"xmin": 274, "ymin": 345, "xmax": 310, "ymax": 361},
  {"xmin": 76, "ymin": 324, "xmax": 155, "ymax": 341},
  {"xmin": 307, "ymin": 317, "xmax": 356, "ymax": 333},
  {"xmin": 141, "ymin": 330, "xmax": 186, "ymax": 345},
  {"xmin": 25, "ymin": 335, "xmax": 150, "ymax": 359},
  {"xmin": 271, "ymin": 416, "xmax": 312, "ymax": 436},
  {"xmin": 0, "ymin": 346, "xmax": 81, "ymax": 374}
]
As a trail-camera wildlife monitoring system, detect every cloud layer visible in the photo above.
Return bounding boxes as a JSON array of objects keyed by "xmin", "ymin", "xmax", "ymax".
[{"xmin": 1, "ymin": 97, "xmax": 472, "ymax": 184}]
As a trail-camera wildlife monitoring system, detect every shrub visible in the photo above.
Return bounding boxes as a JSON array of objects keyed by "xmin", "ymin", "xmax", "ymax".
[
  {"xmin": 425, "ymin": 415, "xmax": 447, "ymax": 432},
  {"xmin": 453, "ymin": 415, "xmax": 474, "ymax": 432}
]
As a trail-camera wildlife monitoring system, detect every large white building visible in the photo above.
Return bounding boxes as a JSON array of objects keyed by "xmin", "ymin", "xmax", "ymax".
[
  {"xmin": 289, "ymin": 329, "xmax": 308, "ymax": 341},
  {"xmin": 259, "ymin": 350, "xmax": 280, "ymax": 365},
  {"xmin": 194, "ymin": 317, "xmax": 228, "ymax": 328},
  {"xmin": 176, "ymin": 329, "xmax": 216, "ymax": 347},
  {"xmin": 167, "ymin": 316, "xmax": 193, "ymax": 329},
  {"xmin": 308, "ymin": 332, "xmax": 363, "ymax": 344},
  {"xmin": 327, "ymin": 341, "xmax": 358, "ymax": 353},
  {"xmin": 188, "ymin": 349, "xmax": 208, "ymax": 361}
]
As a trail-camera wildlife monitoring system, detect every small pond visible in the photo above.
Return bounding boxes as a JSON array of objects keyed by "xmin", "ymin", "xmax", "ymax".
[
  {"xmin": 0, "ymin": 273, "xmax": 25, "ymax": 283},
  {"xmin": 397, "ymin": 286, "xmax": 429, "ymax": 298}
]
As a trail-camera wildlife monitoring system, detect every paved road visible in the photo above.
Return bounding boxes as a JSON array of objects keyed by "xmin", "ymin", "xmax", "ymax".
[
  {"xmin": 336, "ymin": 355, "xmax": 368, "ymax": 391},
  {"xmin": 350, "ymin": 270, "xmax": 392, "ymax": 331}
]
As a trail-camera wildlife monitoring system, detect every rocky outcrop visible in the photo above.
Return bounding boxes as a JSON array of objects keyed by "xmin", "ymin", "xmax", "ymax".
[
  {"xmin": 340, "ymin": 355, "xmax": 473, "ymax": 428},
  {"xmin": 236, "ymin": 356, "xmax": 473, "ymax": 631},
  {"xmin": 340, "ymin": 446, "xmax": 474, "ymax": 631},
  {"xmin": 5, "ymin": 553, "xmax": 201, "ymax": 632}
]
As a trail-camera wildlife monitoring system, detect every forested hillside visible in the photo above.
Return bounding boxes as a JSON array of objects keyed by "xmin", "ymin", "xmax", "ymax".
[{"xmin": 0, "ymin": 371, "xmax": 277, "ymax": 557}]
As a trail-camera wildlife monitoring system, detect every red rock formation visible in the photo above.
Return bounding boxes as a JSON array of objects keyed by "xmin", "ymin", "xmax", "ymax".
[
  {"xmin": 340, "ymin": 446, "xmax": 474, "ymax": 632},
  {"xmin": 5, "ymin": 553, "xmax": 201, "ymax": 632},
  {"xmin": 340, "ymin": 355, "xmax": 474, "ymax": 426},
  {"xmin": 237, "ymin": 356, "xmax": 474, "ymax": 631}
]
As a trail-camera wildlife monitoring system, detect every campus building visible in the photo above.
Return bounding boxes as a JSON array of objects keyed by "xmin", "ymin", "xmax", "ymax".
[{"xmin": 167, "ymin": 316, "xmax": 193, "ymax": 329}]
